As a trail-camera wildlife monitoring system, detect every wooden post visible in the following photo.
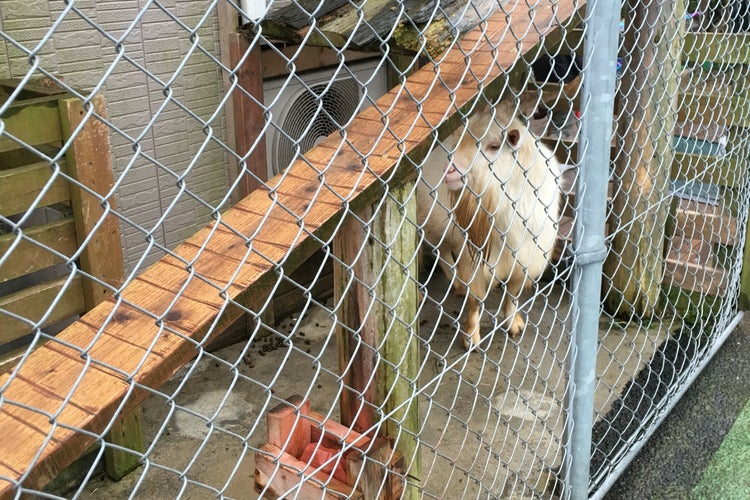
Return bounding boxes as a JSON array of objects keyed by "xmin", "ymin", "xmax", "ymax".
[
  {"xmin": 59, "ymin": 96, "xmax": 124, "ymax": 309},
  {"xmin": 229, "ymin": 33, "xmax": 268, "ymax": 197},
  {"xmin": 334, "ymin": 181, "xmax": 421, "ymax": 499},
  {"xmin": 604, "ymin": 1, "xmax": 685, "ymax": 317},
  {"xmin": 217, "ymin": 3, "xmax": 268, "ymax": 201},
  {"xmin": 59, "ymin": 96, "xmax": 142, "ymax": 480},
  {"xmin": 104, "ymin": 407, "xmax": 144, "ymax": 480}
]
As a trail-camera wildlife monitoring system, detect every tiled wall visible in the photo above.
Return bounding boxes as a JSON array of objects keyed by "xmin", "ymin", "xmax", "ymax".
[{"xmin": 0, "ymin": 0, "xmax": 230, "ymax": 273}]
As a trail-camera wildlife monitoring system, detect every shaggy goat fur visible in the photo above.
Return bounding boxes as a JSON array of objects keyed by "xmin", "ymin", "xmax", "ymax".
[{"xmin": 417, "ymin": 105, "xmax": 561, "ymax": 349}]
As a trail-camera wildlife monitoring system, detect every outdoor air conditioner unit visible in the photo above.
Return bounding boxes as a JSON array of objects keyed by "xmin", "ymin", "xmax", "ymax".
[{"xmin": 262, "ymin": 59, "xmax": 388, "ymax": 179}]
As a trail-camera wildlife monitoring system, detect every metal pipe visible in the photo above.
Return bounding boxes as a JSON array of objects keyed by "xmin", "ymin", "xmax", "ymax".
[
  {"xmin": 590, "ymin": 311, "xmax": 745, "ymax": 499},
  {"xmin": 240, "ymin": 0, "xmax": 267, "ymax": 22},
  {"xmin": 563, "ymin": 1, "xmax": 621, "ymax": 498}
]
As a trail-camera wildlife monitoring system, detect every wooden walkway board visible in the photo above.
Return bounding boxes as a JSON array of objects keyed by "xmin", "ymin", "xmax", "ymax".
[{"xmin": 0, "ymin": 1, "xmax": 584, "ymax": 495}]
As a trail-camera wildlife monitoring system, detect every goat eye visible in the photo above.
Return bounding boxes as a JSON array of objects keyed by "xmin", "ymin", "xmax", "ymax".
[{"xmin": 487, "ymin": 142, "xmax": 501, "ymax": 152}]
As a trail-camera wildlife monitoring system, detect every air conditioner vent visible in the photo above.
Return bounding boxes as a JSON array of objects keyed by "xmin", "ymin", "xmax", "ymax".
[
  {"xmin": 263, "ymin": 59, "xmax": 388, "ymax": 178},
  {"xmin": 275, "ymin": 78, "xmax": 361, "ymax": 172}
]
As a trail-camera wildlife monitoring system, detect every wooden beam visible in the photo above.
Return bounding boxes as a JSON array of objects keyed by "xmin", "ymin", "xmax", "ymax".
[
  {"xmin": 266, "ymin": 395, "xmax": 311, "ymax": 460},
  {"xmin": 260, "ymin": 45, "xmax": 375, "ymax": 80},
  {"xmin": 250, "ymin": 0, "xmax": 506, "ymax": 58},
  {"xmin": 59, "ymin": 95, "xmax": 135, "ymax": 479},
  {"xmin": 103, "ymin": 407, "xmax": 144, "ymax": 480},
  {"xmin": 741, "ymin": 221, "xmax": 750, "ymax": 309},
  {"xmin": 217, "ymin": 0, "xmax": 242, "ymax": 204}
]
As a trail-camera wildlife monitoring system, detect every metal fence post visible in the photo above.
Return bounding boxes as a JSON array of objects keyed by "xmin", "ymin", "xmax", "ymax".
[{"xmin": 564, "ymin": 1, "xmax": 621, "ymax": 498}]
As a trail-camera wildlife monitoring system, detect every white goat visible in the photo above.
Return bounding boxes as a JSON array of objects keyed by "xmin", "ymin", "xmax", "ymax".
[{"xmin": 417, "ymin": 106, "xmax": 561, "ymax": 350}]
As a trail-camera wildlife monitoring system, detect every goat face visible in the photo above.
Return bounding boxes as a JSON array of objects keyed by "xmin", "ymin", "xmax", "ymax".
[{"xmin": 443, "ymin": 123, "xmax": 522, "ymax": 192}]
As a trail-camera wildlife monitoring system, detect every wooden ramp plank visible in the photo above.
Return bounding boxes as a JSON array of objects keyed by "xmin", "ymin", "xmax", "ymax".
[{"xmin": 0, "ymin": 1, "xmax": 584, "ymax": 495}]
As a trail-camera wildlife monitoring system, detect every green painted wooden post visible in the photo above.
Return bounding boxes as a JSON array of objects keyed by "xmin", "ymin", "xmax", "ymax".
[{"xmin": 334, "ymin": 180, "xmax": 421, "ymax": 499}]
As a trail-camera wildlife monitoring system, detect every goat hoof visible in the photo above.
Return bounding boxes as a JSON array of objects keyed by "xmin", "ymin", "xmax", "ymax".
[
  {"xmin": 507, "ymin": 314, "xmax": 525, "ymax": 338},
  {"xmin": 462, "ymin": 337, "xmax": 480, "ymax": 352},
  {"xmin": 462, "ymin": 327, "xmax": 482, "ymax": 351}
]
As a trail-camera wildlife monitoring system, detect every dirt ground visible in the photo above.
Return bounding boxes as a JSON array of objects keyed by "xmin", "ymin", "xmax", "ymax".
[{"xmin": 78, "ymin": 268, "xmax": 669, "ymax": 499}]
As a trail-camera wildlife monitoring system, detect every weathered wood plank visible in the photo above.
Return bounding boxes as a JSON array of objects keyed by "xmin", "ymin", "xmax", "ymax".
[
  {"xmin": 255, "ymin": 443, "xmax": 361, "ymax": 499},
  {"xmin": 674, "ymin": 204, "xmax": 739, "ymax": 246},
  {"xmin": 0, "ymin": 276, "xmax": 86, "ymax": 346},
  {"xmin": 0, "ymin": 218, "xmax": 77, "ymax": 283},
  {"xmin": 59, "ymin": 96, "xmax": 124, "ymax": 309},
  {"xmin": 741, "ymin": 213, "xmax": 750, "ymax": 308},
  {"xmin": 334, "ymin": 179, "xmax": 420, "ymax": 498},
  {"xmin": 0, "ymin": 79, "xmax": 67, "ymax": 99},
  {"xmin": 104, "ymin": 407, "xmax": 144, "ymax": 481},
  {"xmin": 59, "ymin": 95, "xmax": 133, "ymax": 477},
  {"xmin": 229, "ymin": 33, "xmax": 268, "ymax": 196},
  {"xmin": 0, "ymin": 2, "xmax": 584, "ymax": 495},
  {"xmin": 683, "ymin": 32, "xmax": 750, "ymax": 64},
  {"xmin": 677, "ymin": 93, "xmax": 750, "ymax": 128},
  {"xmin": 266, "ymin": 395, "xmax": 311, "ymax": 459},
  {"xmin": 664, "ymin": 259, "xmax": 729, "ymax": 297},
  {"xmin": 671, "ymin": 152, "xmax": 742, "ymax": 188},
  {"xmin": 0, "ymin": 99, "xmax": 63, "ymax": 153},
  {"xmin": 0, "ymin": 161, "xmax": 71, "ymax": 217},
  {"xmin": 605, "ymin": 1, "xmax": 685, "ymax": 318},
  {"xmin": 260, "ymin": 45, "xmax": 375, "ymax": 80},
  {"xmin": 253, "ymin": 0, "xmax": 505, "ymax": 57}
]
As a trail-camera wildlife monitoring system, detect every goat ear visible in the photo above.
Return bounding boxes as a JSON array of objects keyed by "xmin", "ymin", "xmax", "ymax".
[{"xmin": 507, "ymin": 128, "xmax": 520, "ymax": 147}]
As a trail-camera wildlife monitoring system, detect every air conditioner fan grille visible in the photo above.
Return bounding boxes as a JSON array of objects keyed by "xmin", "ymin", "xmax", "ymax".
[{"xmin": 274, "ymin": 78, "xmax": 362, "ymax": 174}]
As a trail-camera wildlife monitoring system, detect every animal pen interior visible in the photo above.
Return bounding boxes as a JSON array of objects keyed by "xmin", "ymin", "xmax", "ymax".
[{"xmin": 0, "ymin": 1, "xmax": 749, "ymax": 499}]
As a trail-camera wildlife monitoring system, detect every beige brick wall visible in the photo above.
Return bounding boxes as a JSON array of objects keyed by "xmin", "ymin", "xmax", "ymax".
[{"xmin": 0, "ymin": 0, "xmax": 229, "ymax": 273}]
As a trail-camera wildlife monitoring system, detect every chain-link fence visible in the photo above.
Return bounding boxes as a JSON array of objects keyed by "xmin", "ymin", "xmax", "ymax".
[{"xmin": 0, "ymin": 0, "xmax": 748, "ymax": 498}]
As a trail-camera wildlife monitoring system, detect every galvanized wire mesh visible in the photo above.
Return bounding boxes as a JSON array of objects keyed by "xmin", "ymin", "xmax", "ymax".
[
  {"xmin": 0, "ymin": 1, "xmax": 747, "ymax": 499},
  {"xmin": 589, "ymin": 2, "xmax": 750, "ymax": 495}
]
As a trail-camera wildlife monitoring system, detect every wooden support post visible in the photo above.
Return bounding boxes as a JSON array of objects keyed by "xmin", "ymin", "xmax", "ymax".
[
  {"xmin": 604, "ymin": 1, "xmax": 685, "ymax": 318},
  {"xmin": 60, "ymin": 96, "xmax": 142, "ymax": 480},
  {"xmin": 334, "ymin": 181, "xmax": 421, "ymax": 499},
  {"xmin": 59, "ymin": 96, "xmax": 124, "ymax": 309},
  {"xmin": 737, "ymin": 124, "xmax": 750, "ymax": 309},
  {"xmin": 218, "ymin": 2, "xmax": 268, "ymax": 201},
  {"xmin": 104, "ymin": 407, "xmax": 144, "ymax": 480},
  {"xmin": 229, "ymin": 33, "xmax": 268, "ymax": 198}
]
